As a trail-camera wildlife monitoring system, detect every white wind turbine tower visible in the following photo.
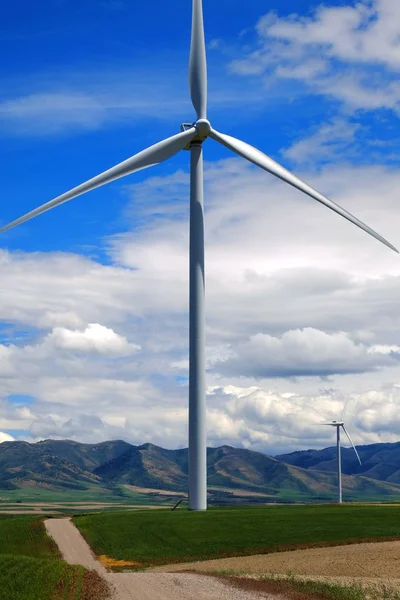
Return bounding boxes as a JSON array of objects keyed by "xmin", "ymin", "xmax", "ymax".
[
  {"xmin": 323, "ymin": 421, "xmax": 362, "ymax": 504},
  {"xmin": 0, "ymin": 0, "xmax": 397, "ymax": 511}
]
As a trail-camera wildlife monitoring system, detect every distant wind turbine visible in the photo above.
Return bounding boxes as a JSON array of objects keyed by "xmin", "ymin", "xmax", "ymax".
[
  {"xmin": 0, "ymin": 0, "xmax": 397, "ymax": 511},
  {"xmin": 322, "ymin": 420, "xmax": 362, "ymax": 504}
]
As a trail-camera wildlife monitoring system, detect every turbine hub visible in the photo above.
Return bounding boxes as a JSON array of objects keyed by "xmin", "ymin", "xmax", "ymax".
[{"xmin": 195, "ymin": 118, "xmax": 211, "ymax": 139}]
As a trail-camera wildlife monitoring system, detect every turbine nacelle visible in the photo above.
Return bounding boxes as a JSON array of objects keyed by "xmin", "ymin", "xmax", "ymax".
[
  {"xmin": 181, "ymin": 118, "xmax": 211, "ymax": 149},
  {"xmin": 322, "ymin": 419, "xmax": 362, "ymax": 466},
  {"xmin": 195, "ymin": 118, "xmax": 211, "ymax": 140}
]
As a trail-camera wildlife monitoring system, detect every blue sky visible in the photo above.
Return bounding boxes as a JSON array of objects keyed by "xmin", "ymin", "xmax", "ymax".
[
  {"xmin": 1, "ymin": 0, "xmax": 397, "ymax": 255},
  {"xmin": 1, "ymin": 0, "xmax": 400, "ymax": 453}
]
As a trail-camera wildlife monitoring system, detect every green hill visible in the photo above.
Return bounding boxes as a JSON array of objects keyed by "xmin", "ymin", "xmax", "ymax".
[
  {"xmin": 0, "ymin": 439, "xmax": 399, "ymax": 503},
  {"xmin": 0, "ymin": 440, "xmax": 101, "ymax": 491},
  {"xmin": 276, "ymin": 441, "xmax": 400, "ymax": 484}
]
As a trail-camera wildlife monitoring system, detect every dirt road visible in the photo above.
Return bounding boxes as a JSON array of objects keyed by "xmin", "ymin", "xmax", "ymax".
[{"xmin": 45, "ymin": 518, "xmax": 281, "ymax": 600}]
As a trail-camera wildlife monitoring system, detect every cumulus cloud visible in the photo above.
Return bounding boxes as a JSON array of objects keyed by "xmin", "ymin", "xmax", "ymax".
[
  {"xmin": 47, "ymin": 323, "xmax": 140, "ymax": 356},
  {"xmin": 1, "ymin": 157, "xmax": 400, "ymax": 452},
  {"xmin": 230, "ymin": 0, "xmax": 400, "ymax": 113},
  {"xmin": 206, "ymin": 384, "xmax": 400, "ymax": 454},
  {"xmin": 0, "ymin": 398, "xmax": 36, "ymax": 431},
  {"xmin": 212, "ymin": 328, "xmax": 398, "ymax": 379},
  {"xmin": 355, "ymin": 390, "xmax": 400, "ymax": 435},
  {"xmin": 0, "ymin": 432, "xmax": 14, "ymax": 443},
  {"xmin": 29, "ymin": 413, "xmax": 110, "ymax": 442}
]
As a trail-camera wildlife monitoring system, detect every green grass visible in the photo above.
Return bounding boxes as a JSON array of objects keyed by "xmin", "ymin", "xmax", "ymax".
[
  {"xmin": 0, "ymin": 515, "xmax": 58, "ymax": 557},
  {"xmin": 74, "ymin": 504, "xmax": 400, "ymax": 568},
  {"xmin": 0, "ymin": 555, "xmax": 84, "ymax": 600},
  {"xmin": 0, "ymin": 484, "xmax": 163, "ymax": 504},
  {"xmin": 0, "ymin": 516, "xmax": 109, "ymax": 600}
]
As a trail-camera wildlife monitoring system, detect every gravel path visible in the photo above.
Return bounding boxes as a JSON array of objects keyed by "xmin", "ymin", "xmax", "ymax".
[{"xmin": 45, "ymin": 518, "xmax": 280, "ymax": 600}]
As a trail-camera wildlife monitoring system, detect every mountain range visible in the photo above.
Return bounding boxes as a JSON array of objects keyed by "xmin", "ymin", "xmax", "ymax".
[
  {"xmin": 1, "ymin": 439, "xmax": 400, "ymax": 504},
  {"xmin": 277, "ymin": 441, "xmax": 400, "ymax": 485}
]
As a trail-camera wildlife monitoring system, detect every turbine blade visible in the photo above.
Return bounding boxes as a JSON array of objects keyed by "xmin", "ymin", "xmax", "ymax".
[
  {"xmin": 0, "ymin": 128, "xmax": 196, "ymax": 233},
  {"xmin": 342, "ymin": 425, "xmax": 362, "ymax": 465},
  {"xmin": 189, "ymin": 0, "xmax": 207, "ymax": 119},
  {"xmin": 209, "ymin": 128, "xmax": 398, "ymax": 253}
]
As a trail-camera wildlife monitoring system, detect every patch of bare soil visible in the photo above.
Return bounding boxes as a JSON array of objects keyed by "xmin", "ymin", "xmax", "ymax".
[
  {"xmin": 0, "ymin": 509, "xmax": 64, "ymax": 514},
  {"xmin": 81, "ymin": 569, "xmax": 112, "ymax": 600},
  {"xmin": 197, "ymin": 573, "xmax": 333, "ymax": 600},
  {"xmin": 150, "ymin": 539, "xmax": 400, "ymax": 580},
  {"xmin": 52, "ymin": 565, "xmax": 110, "ymax": 600},
  {"xmin": 123, "ymin": 485, "xmax": 186, "ymax": 497},
  {"xmin": 207, "ymin": 487, "xmax": 275, "ymax": 498},
  {"xmin": 0, "ymin": 503, "xmax": 164, "ymax": 514},
  {"xmin": 0, "ymin": 502, "xmax": 141, "ymax": 507}
]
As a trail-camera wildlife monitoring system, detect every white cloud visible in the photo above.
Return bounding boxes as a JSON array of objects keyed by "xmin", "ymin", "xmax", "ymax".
[
  {"xmin": 0, "ymin": 398, "xmax": 34, "ymax": 431},
  {"xmin": 0, "ymin": 250, "xmax": 140, "ymax": 327},
  {"xmin": 0, "ymin": 432, "xmax": 14, "ymax": 443},
  {"xmin": 262, "ymin": 0, "xmax": 400, "ymax": 70},
  {"xmin": 206, "ymin": 384, "xmax": 400, "ymax": 454},
  {"xmin": 0, "ymin": 69, "xmax": 190, "ymax": 135},
  {"xmin": 47, "ymin": 323, "xmax": 140, "ymax": 356},
  {"xmin": 230, "ymin": 0, "xmax": 400, "ymax": 113},
  {"xmin": 283, "ymin": 118, "xmax": 362, "ymax": 165},
  {"xmin": 0, "ymin": 93, "xmax": 108, "ymax": 134},
  {"xmin": 1, "ymin": 157, "xmax": 400, "ymax": 452},
  {"xmin": 213, "ymin": 328, "xmax": 397, "ymax": 379},
  {"xmin": 0, "ymin": 62, "xmax": 268, "ymax": 136},
  {"xmin": 29, "ymin": 413, "xmax": 112, "ymax": 442},
  {"xmin": 369, "ymin": 344, "xmax": 400, "ymax": 355}
]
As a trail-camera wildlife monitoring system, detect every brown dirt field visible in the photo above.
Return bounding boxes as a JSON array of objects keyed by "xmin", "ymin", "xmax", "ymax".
[
  {"xmin": 149, "ymin": 539, "xmax": 400, "ymax": 580},
  {"xmin": 0, "ymin": 503, "xmax": 167, "ymax": 513},
  {"xmin": 207, "ymin": 487, "xmax": 276, "ymax": 498},
  {"xmin": 123, "ymin": 485, "xmax": 187, "ymax": 497},
  {"xmin": 0, "ymin": 509, "xmax": 64, "ymax": 514},
  {"xmin": 195, "ymin": 573, "xmax": 349, "ymax": 600},
  {"xmin": 0, "ymin": 502, "xmax": 152, "ymax": 507}
]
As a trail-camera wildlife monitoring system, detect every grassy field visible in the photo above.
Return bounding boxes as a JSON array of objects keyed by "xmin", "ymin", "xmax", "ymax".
[
  {"xmin": 0, "ymin": 515, "xmax": 109, "ymax": 600},
  {"xmin": 74, "ymin": 504, "xmax": 400, "ymax": 569},
  {"xmin": 0, "ymin": 484, "xmax": 165, "ymax": 504},
  {"xmin": 0, "ymin": 515, "xmax": 57, "ymax": 557}
]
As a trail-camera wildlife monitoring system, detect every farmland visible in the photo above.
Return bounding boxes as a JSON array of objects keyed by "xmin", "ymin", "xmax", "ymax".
[
  {"xmin": 0, "ymin": 515, "xmax": 56, "ymax": 556},
  {"xmin": 73, "ymin": 504, "xmax": 400, "ymax": 569},
  {"xmin": 0, "ymin": 515, "xmax": 109, "ymax": 600}
]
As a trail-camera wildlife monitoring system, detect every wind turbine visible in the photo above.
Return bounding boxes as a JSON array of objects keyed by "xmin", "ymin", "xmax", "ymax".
[
  {"xmin": 323, "ymin": 421, "xmax": 362, "ymax": 504},
  {"xmin": 0, "ymin": 0, "xmax": 397, "ymax": 511}
]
